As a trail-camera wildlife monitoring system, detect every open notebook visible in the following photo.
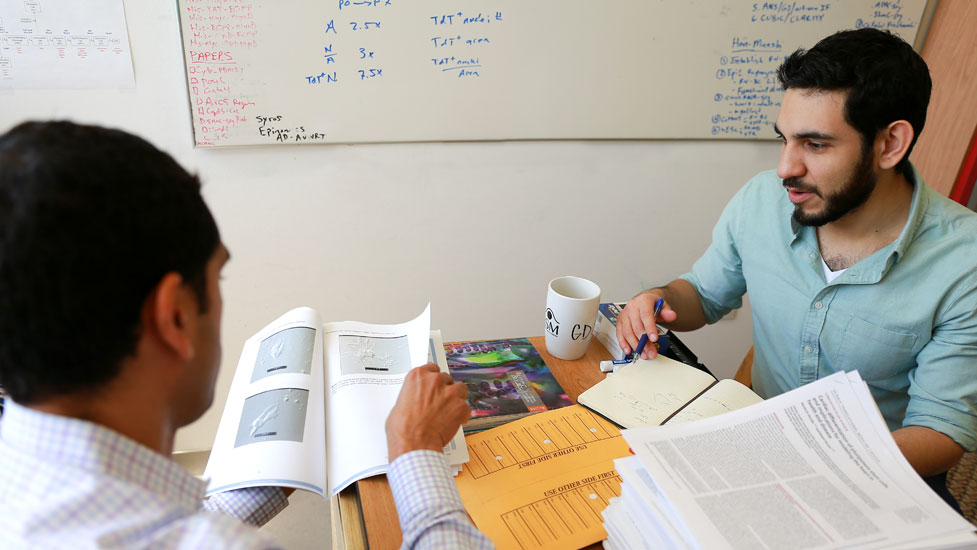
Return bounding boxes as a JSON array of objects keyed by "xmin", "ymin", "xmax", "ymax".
[{"xmin": 577, "ymin": 355, "xmax": 762, "ymax": 428}]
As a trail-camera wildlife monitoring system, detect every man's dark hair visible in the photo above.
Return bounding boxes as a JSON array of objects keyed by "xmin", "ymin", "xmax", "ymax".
[
  {"xmin": 0, "ymin": 121, "xmax": 220, "ymax": 403},
  {"xmin": 777, "ymin": 28, "xmax": 931, "ymax": 177}
]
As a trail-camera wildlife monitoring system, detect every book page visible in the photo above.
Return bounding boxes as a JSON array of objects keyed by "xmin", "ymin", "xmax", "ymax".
[
  {"xmin": 577, "ymin": 355, "xmax": 717, "ymax": 429},
  {"xmin": 622, "ymin": 371, "xmax": 975, "ymax": 549},
  {"xmin": 665, "ymin": 378, "xmax": 763, "ymax": 425},
  {"xmin": 204, "ymin": 307, "xmax": 327, "ymax": 495},
  {"xmin": 429, "ymin": 331, "xmax": 469, "ymax": 472},
  {"xmin": 323, "ymin": 304, "xmax": 430, "ymax": 495}
]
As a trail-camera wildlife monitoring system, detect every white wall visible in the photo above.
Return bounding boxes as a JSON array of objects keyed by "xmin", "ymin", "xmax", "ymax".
[{"xmin": 0, "ymin": 2, "xmax": 779, "ymax": 451}]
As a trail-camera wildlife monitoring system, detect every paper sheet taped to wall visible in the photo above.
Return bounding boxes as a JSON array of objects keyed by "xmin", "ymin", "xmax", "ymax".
[{"xmin": 0, "ymin": 0, "xmax": 134, "ymax": 89}]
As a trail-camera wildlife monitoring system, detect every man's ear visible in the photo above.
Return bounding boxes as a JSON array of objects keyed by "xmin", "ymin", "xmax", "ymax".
[
  {"xmin": 878, "ymin": 120, "xmax": 915, "ymax": 171},
  {"xmin": 150, "ymin": 273, "xmax": 195, "ymax": 361}
]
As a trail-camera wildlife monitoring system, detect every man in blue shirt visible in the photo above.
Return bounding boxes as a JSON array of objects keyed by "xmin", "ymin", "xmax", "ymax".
[{"xmin": 617, "ymin": 28, "xmax": 977, "ymax": 508}]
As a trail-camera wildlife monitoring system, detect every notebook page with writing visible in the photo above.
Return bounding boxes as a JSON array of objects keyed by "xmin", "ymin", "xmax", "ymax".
[
  {"xmin": 577, "ymin": 355, "xmax": 716, "ymax": 429},
  {"xmin": 664, "ymin": 379, "xmax": 763, "ymax": 425}
]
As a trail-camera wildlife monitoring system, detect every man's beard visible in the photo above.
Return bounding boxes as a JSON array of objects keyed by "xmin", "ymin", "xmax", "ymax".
[{"xmin": 785, "ymin": 145, "xmax": 878, "ymax": 227}]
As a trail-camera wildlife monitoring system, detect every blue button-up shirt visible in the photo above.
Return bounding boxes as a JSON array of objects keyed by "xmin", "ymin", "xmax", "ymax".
[{"xmin": 680, "ymin": 167, "xmax": 977, "ymax": 451}]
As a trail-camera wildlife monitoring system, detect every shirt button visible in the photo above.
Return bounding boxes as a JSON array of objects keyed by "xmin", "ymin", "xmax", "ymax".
[
  {"xmin": 814, "ymin": 301, "xmax": 823, "ymax": 309},
  {"xmin": 805, "ymin": 346, "xmax": 814, "ymax": 354}
]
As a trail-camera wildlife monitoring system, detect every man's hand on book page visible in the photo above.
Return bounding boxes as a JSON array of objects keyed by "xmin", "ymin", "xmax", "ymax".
[
  {"xmin": 385, "ymin": 364, "xmax": 471, "ymax": 461},
  {"xmin": 617, "ymin": 292, "xmax": 678, "ymax": 360}
]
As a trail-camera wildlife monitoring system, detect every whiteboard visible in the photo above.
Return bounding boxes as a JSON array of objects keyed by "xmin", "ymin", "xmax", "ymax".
[{"xmin": 176, "ymin": 0, "xmax": 929, "ymax": 147}]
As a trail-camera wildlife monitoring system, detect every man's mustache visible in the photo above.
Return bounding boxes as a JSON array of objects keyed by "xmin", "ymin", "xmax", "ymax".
[{"xmin": 783, "ymin": 177, "xmax": 821, "ymax": 197}]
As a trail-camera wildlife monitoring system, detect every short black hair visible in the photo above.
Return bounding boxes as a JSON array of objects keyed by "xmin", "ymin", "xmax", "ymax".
[
  {"xmin": 0, "ymin": 121, "xmax": 220, "ymax": 403},
  {"xmin": 777, "ymin": 28, "xmax": 931, "ymax": 177}
]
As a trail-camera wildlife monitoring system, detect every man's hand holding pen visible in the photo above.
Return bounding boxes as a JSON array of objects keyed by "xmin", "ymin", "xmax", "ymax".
[{"xmin": 617, "ymin": 292, "xmax": 678, "ymax": 360}]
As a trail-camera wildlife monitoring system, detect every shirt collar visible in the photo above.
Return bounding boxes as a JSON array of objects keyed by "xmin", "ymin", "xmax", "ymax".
[
  {"xmin": 0, "ymin": 400, "xmax": 207, "ymax": 511},
  {"xmin": 890, "ymin": 164, "xmax": 926, "ymax": 262},
  {"xmin": 785, "ymin": 162, "xmax": 927, "ymax": 277}
]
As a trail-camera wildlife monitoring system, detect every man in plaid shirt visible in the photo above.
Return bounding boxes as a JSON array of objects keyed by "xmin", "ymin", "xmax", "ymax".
[{"xmin": 0, "ymin": 121, "xmax": 492, "ymax": 549}]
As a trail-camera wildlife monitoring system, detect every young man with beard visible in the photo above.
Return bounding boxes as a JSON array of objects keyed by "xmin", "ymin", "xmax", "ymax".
[
  {"xmin": 617, "ymin": 28, "xmax": 977, "ymax": 508},
  {"xmin": 0, "ymin": 121, "xmax": 492, "ymax": 549}
]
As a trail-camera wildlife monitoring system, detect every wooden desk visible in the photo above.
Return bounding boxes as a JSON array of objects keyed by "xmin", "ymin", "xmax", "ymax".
[{"xmin": 341, "ymin": 336, "xmax": 613, "ymax": 550}]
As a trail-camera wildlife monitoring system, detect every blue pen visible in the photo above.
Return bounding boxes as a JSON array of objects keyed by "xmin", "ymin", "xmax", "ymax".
[
  {"xmin": 653, "ymin": 297, "xmax": 664, "ymax": 321},
  {"xmin": 601, "ymin": 332, "xmax": 652, "ymax": 372},
  {"xmin": 600, "ymin": 298, "xmax": 666, "ymax": 373},
  {"xmin": 632, "ymin": 298, "xmax": 664, "ymax": 362}
]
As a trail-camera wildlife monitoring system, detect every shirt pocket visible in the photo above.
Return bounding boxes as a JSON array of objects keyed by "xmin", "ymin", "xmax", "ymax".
[{"xmin": 837, "ymin": 315, "xmax": 918, "ymax": 390}]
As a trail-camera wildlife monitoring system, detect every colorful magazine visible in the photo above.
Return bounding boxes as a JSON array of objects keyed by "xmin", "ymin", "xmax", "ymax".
[{"xmin": 444, "ymin": 337, "xmax": 572, "ymax": 432}]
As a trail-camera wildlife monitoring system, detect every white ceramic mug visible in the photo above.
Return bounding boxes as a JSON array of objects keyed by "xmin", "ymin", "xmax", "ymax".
[{"xmin": 544, "ymin": 276, "xmax": 601, "ymax": 360}]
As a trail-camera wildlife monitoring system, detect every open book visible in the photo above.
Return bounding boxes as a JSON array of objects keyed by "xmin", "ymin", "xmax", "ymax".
[
  {"xmin": 577, "ymin": 354, "xmax": 762, "ymax": 428},
  {"xmin": 203, "ymin": 306, "xmax": 468, "ymax": 497}
]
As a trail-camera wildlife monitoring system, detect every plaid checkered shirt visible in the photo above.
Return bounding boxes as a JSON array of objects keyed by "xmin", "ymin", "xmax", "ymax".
[
  {"xmin": 0, "ymin": 401, "xmax": 288, "ymax": 549},
  {"xmin": 388, "ymin": 450, "xmax": 494, "ymax": 549},
  {"xmin": 0, "ymin": 401, "xmax": 494, "ymax": 549}
]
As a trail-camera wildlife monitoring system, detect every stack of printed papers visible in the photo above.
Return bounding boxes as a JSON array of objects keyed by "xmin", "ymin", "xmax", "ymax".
[{"xmin": 602, "ymin": 371, "xmax": 976, "ymax": 549}]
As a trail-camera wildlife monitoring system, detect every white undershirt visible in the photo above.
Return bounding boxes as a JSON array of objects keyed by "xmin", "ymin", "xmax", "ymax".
[{"xmin": 821, "ymin": 257, "xmax": 847, "ymax": 284}]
